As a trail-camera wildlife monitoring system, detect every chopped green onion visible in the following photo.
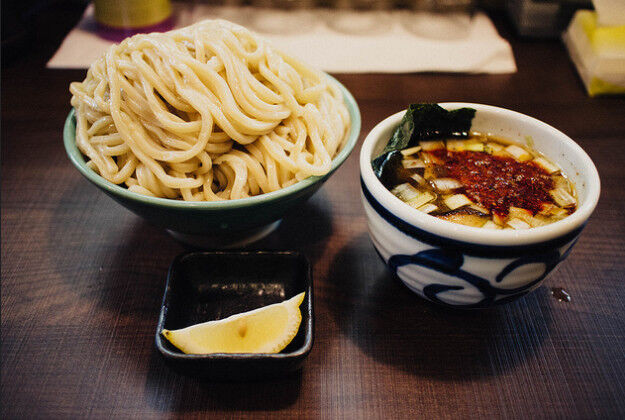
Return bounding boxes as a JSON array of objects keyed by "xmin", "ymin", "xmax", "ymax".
[
  {"xmin": 444, "ymin": 194, "xmax": 472, "ymax": 210},
  {"xmin": 469, "ymin": 204, "xmax": 490, "ymax": 215},
  {"xmin": 391, "ymin": 183, "xmax": 419, "ymax": 202},
  {"xmin": 402, "ymin": 158, "xmax": 425, "ymax": 169},
  {"xmin": 446, "ymin": 139, "xmax": 466, "ymax": 151},
  {"xmin": 550, "ymin": 188, "xmax": 576, "ymax": 207},
  {"xmin": 418, "ymin": 203, "xmax": 438, "ymax": 214},
  {"xmin": 431, "ymin": 178, "xmax": 463, "ymax": 192},
  {"xmin": 493, "ymin": 213, "xmax": 506, "ymax": 226},
  {"xmin": 411, "ymin": 173, "xmax": 426, "ymax": 185},
  {"xmin": 532, "ymin": 157, "xmax": 560, "ymax": 174},
  {"xmin": 482, "ymin": 221, "xmax": 502, "ymax": 229},
  {"xmin": 438, "ymin": 211, "xmax": 487, "ymax": 227},
  {"xmin": 549, "ymin": 206, "xmax": 570, "ymax": 219},
  {"xmin": 530, "ymin": 215, "xmax": 550, "ymax": 227},
  {"xmin": 538, "ymin": 202, "xmax": 555, "ymax": 215},
  {"xmin": 421, "ymin": 152, "xmax": 444, "ymax": 166},
  {"xmin": 505, "ymin": 145, "xmax": 532, "ymax": 161},
  {"xmin": 464, "ymin": 140, "xmax": 485, "ymax": 152},
  {"xmin": 419, "ymin": 140, "xmax": 445, "ymax": 151},
  {"xmin": 400, "ymin": 146, "xmax": 422, "ymax": 156},
  {"xmin": 485, "ymin": 142, "xmax": 504, "ymax": 154},
  {"xmin": 506, "ymin": 218, "xmax": 531, "ymax": 230},
  {"xmin": 509, "ymin": 206, "xmax": 534, "ymax": 225},
  {"xmin": 552, "ymin": 176, "xmax": 570, "ymax": 191},
  {"xmin": 408, "ymin": 191, "xmax": 435, "ymax": 209}
]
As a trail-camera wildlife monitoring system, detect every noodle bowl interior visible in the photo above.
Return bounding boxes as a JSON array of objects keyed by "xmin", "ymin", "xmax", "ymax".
[{"xmin": 70, "ymin": 19, "xmax": 350, "ymax": 201}]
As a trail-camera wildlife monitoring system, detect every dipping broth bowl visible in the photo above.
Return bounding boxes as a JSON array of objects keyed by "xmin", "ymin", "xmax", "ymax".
[
  {"xmin": 64, "ymin": 77, "xmax": 360, "ymax": 248},
  {"xmin": 360, "ymin": 103, "xmax": 600, "ymax": 308}
]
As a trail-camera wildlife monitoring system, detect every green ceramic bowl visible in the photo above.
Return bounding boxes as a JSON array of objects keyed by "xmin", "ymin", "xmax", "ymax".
[{"xmin": 63, "ymin": 78, "xmax": 361, "ymax": 247}]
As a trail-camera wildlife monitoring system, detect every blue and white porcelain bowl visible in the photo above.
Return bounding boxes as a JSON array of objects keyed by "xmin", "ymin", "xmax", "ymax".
[{"xmin": 360, "ymin": 103, "xmax": 600, "ymax": 308}]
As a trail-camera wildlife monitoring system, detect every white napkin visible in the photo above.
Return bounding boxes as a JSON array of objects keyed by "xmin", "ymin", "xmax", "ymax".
[{"xmin": 47, "ymin": 3, "xmax": 516, "ymax": 74}]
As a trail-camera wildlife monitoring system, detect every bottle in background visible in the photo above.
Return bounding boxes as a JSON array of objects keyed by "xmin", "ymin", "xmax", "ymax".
[{"xmin": 94, "ymin": 0, "xmax": 173, "ymax": 41}]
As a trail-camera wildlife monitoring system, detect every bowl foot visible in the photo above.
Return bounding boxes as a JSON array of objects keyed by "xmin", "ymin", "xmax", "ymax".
[{"xmin": 167, "ymin": 220, "xmax": 282, "ymax": 249}]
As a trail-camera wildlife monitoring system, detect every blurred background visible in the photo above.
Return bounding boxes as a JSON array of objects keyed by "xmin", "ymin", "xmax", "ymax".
[{"xmin": 2, "ymin": 0, "xmax": 595, "ymax": 66}]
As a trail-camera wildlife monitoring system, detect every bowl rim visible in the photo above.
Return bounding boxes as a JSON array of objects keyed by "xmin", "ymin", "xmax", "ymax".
[
  {"xmin": 63, "ymin": 75, "xmax": 361, "ymax": 209},
  {"xmin": 360, "ymin": 103, "xmax": 601, "ymax": 247}
]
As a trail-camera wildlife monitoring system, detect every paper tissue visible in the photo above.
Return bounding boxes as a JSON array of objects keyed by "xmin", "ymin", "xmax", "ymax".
[{"xmin": 563, "ymin": 0, "xmax": 625, "ymax": 96}]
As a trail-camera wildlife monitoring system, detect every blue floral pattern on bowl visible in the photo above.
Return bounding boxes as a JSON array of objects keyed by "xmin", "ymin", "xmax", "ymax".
[
  {"xmin": 387, "ymin": 244, "xmax": 577, "ymax": 308},
  {"xmin": 362, "ymin": 177, "xmax": 583, "ymax": 308}
]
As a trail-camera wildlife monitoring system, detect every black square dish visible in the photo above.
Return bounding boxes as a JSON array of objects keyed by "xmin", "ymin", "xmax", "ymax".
[{"xmin": 155, "ymin": 251, "xmax": 313, "ymax": 381}]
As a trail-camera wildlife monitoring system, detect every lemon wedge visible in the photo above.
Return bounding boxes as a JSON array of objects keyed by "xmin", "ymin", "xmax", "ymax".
[{"xmin": 162, "ymin": 292, "xmax": 305, "ymax": 354}]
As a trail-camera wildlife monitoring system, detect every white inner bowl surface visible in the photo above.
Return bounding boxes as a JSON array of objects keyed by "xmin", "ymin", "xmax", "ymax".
[{"xmin": 360, "ymin": 103, "xmax": 601, "ymax": 246}]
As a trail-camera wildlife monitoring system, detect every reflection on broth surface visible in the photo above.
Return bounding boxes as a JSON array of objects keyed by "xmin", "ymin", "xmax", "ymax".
[{"xmin": 384, "ymin": 134, "xmax": 577, "ymax": 229}]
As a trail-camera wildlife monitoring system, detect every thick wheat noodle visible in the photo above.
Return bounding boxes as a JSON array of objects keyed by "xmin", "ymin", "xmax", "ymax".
[{"xmin": 69, "ymin": 19, "xmax": 350, "ymax": 201}]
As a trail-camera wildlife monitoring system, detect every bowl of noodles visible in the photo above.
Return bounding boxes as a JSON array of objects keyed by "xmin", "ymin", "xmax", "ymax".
[{"xmin": 63, "ymin": 20, "xmax": 360, "ymax": 247}]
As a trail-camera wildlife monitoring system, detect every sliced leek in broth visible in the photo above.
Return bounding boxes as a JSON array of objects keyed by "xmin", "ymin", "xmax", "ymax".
[{"xmin": 386, "ymin": 134, "xmax": 577, "ymax": 229}]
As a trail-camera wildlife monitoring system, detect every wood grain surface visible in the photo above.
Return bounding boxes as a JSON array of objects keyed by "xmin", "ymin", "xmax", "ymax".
[{"xmin": 2, "ymin": 5, "xmax": 624, "ymax": 419}]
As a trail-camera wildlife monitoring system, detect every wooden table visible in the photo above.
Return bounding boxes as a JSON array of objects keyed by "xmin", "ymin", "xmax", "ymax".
[{"xmin": 2, "ymin": 5, "xmax": 624, "ymax": 419}]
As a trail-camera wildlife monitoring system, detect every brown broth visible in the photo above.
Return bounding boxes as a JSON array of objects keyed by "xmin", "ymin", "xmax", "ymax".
[{"xmin": 388, "ymin": 134, "xmax": 577, "ymax": 229}]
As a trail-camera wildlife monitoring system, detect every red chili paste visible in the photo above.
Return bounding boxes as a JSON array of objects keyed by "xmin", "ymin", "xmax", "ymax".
[{"xmin": 430, "ymin": 149, "xmax": 554, "ymax": 216}]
